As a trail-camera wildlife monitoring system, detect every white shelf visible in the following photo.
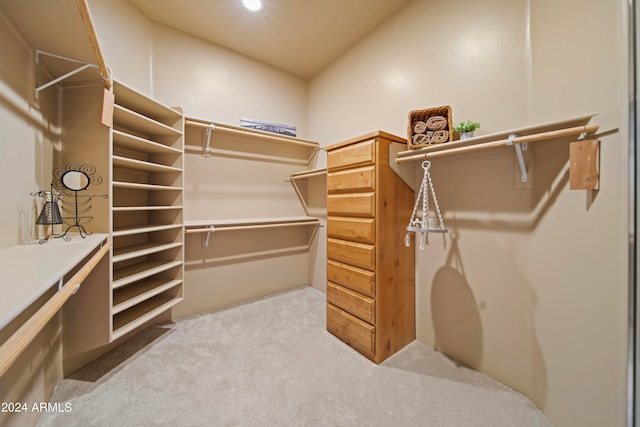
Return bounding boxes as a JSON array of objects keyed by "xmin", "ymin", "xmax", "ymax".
[
  {"xmin": 112, "ymin": 260, "xmax": 183, "ymax": 289},
  {"xmin": 112, "ymin": 278, "xmax": 183, "ymax": 315},
  {"xmin": 112, "ymin": 293, "xmax": 182, "ymax": 341},
  {"xmin": 113, "ymin": 156, "xmax": 182, "ymax": 173},
  {"xmin": 112, "ymin": 206, "xmax": 183, "ymax": 212},
  {"xmin": 112, "ymin": 242, "xmax": 183, "ymax": 263},
  {"xmin": 113, "ymin": 130, "xmax": 182, "ymax": 155},
  {"xmin": 112, "ymin": 181, "xmax": 183, "ymax": 191},
  {"xmin": 0, "ymin": 234, "xmax": 109, "ymax": 329},
  {"xmin": 113, "ymin": 80, "xmax": 182, "ymax": 124},
  {"xmin": 290, "ymin": 168, "xmax": 327, "ymax": 180},
  {"xmin": 112, "ymin": 224, "xmax": 183, "ymax": 237},
  {"xmin": 114, "ymin": 105, "xmax": 182, "ymax": 137},
  {"xmin": 395, "ymin": 114, "xmax": 598, "ymax": 162},
  {"xmin": 185, "ymin": 216, "xmax": 319, "ymax": 228}
]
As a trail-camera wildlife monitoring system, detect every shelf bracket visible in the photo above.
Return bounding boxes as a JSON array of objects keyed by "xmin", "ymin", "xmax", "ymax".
[
  {"xmin": 34, "ymin": 50, "xmax": 99, "ymax": 100},
  {"xmin": 507, "ymin": 133, "xmax": 528, "ymax": 183},
  {"xmin": 203, "ymin": 124, "xmax": 215, "ymax": 157},
  {"xmin": 203, "ymin": 226, "xmax": 215, "ymax": 247}
]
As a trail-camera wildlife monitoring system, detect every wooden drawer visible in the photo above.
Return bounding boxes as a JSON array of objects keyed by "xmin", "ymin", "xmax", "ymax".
[
  {"xmin": 327, "ymin": 303, "xmax": 375, "ymax": 358},
  {"xmin": 327, "ymin": 259, "xmax": 375, "ymax": 297},
  {"xmin": 327, "ymin": 282, "xmax": 375, "ymax": 324},
  {"xmin": 327, "ymin": 139, "xmax": 375, "ymax": 171},
  {"xmin": 327, "ymin": 193, "xmax": 375, "ymax": 217},
  {"xmin": 327, "ymin": 165, "xmax": 375, "ymax": 193},
  {"xmin": 327, "ymin": 238, "xmax": 375, "ymax": 271},
  {"xmin": 327, "ymin": 217, "xmax": 375, "ymax": 244}
]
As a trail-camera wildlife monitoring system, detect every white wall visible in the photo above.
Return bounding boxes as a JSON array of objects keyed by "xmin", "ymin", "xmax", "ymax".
[
  {"xmin": 308, "ymin": 0, "xmax": 628, "ymax": 426},
  {"xmin": 88, "ymin": 0, "xmax": 308, "ymax": 135}
]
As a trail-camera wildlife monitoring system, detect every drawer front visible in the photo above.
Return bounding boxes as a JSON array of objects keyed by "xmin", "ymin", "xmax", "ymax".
[
  {"xmin": 327, "ymin": 166, "xmax": 375, "ymax": 193},
  {"xmin": 327, "ymin": 303, "xmax": 375, "ymax": 359},
  {"xmin": 327, "ymin": 139, "xmax": 375, "ymax": 171},
  {"xmin": 327, "ymin": 217, "xmax": 375, "ymax": 244},
  {"xmin": 327, "ymin": 238, "xmax": 375, "ymax": 271},
  {"xmin": 327, "ymin": 260, "xmax": 375, "ymax": 297},
  {"xmin": 327, "ymin": 282, "xmax": 375, "ymax": 324},
  {"xmin": 327, "ymin": 193, "xmax": 375, "ymax": 217}
]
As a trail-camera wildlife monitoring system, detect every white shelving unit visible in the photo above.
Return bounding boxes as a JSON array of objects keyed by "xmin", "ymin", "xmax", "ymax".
[{"xmin": 110, "ymin": 80, "xmax": 184, "ymax": 341}]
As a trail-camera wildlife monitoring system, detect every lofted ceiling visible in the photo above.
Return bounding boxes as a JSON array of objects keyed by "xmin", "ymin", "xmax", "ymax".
[{"xmin": 128, "ymin": 0, "xmax": 411, "ymax": 79}]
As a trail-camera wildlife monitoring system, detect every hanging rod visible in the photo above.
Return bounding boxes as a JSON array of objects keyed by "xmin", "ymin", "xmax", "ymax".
[
  {"xmin": 185, "ymin": 220, "xmax": 321, "ymax": 234},
  {"xmin": 185, "ymin": 119, "xmax": 320, "ymax": 149},
  {"xmin": 395, "ymin": 124, "xmax": 600, "ymax": 164},
  {"xmin": 0, "ymin": 239, "xmax": 110, "ymax": 378}
]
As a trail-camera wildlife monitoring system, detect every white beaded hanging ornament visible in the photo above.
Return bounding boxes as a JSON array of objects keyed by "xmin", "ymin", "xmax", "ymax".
[{"xmin": 405, "ymin": 160, "xmax": 448, "ymax": 250}]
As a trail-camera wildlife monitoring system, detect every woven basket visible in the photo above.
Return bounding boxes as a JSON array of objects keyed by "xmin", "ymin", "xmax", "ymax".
[{"xmin": 407, "ymin": 106, "xmax": 453, "ymax": 149}]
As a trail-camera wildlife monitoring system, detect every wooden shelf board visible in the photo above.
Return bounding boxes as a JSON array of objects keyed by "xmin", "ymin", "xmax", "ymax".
[
  {"xmin": 112, "ymin": 278, "xmax": 183, "ymax": 315},
  {"xmin": 290, "ymin": 168, "xmax": 327, "ymax": 179},
  {"xmin": 112, "ymin": 223, "xmax": 183, "ymax": 237},
  {"xmin": 112, "ymin": 181, "xmax": 183, "ymax": 191},
  {"xmin": 114, "ymin": 80, "xmax": 182, "ymax": 123},
  {"xmin": 113, "ymin": 130, "xmax": 182, "ymax": 155},
  {"xmin": 113, "ymin": 155, "xmax": 183, "ymax": 173},
  {"xmin": 112, "ymin": 260, "xmax": 183, "ymax": 289},
  {"xmin": 111, "ymin": 294, "xmax": 182, "ymax": 341},
  {"xmin": 396, "ymin": 114, "xmax": 597, "ymax": 159},
  {"xmin": 112, "ymin": 205, "xmax": 183, "ymax": 212},
  {"xmin": 114, "ymin": 105, "xmax": 182, "ymax": 137},
  {"xmin": 184, "ymin": 216, "xmax": 319, "ymax": 228},
  {"xmin": 112, "ymin": 242, "xmax": 183, "ymax": 263}
]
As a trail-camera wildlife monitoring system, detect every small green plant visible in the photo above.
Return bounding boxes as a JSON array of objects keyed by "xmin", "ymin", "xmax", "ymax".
[{"xmin": 453, "ymin": 120, "xmax": 480, "ymax": 133}]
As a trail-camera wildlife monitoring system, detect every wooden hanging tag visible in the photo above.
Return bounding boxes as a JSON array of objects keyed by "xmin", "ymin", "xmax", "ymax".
[
  {"xmin": 101, "ymin": 88, "xmax": 114, "ymax": 127},
  {"xmin": 569, "ymin": 139, "xmax": 599, "ymax": 190}
]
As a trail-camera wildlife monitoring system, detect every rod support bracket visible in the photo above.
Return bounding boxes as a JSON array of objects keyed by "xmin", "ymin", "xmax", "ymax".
[
  {"xmin": 203, "ymin": 124, "xmax": 215, "ymax": 157},
  {"xmin": 507, "ymin": 133, "xmax": 528, "ymax": 183},
  {"xmin": 203, "ymin": 226, "xmax": 215, "ymax": 247}
]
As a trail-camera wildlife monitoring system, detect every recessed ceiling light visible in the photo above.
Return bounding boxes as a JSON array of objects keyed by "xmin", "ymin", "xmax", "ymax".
[{"xmin": 242, "ymin": 0, "xmax": 262, "ymax": 12}]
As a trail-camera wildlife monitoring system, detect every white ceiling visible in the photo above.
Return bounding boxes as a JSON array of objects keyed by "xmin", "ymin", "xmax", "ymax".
[{"xmin": 128, "ymin": 0, "xmax": 411, "ymax": 79}]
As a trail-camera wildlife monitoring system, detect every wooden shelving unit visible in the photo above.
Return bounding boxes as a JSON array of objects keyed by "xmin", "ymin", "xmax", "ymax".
[
  {"xmin": 393, "ymin": 114, "xmax": 601, "ymax": 190},
  {"xmin": 110, "ymin": 80, "xmax": 184, "ymax": 341},
  {"xmin": 179, "ymin": 118, "xmax": 322, "ymax": 316},
  {"xmin": 289, "ymin": 168, "xmax": 327, "ymax": 216}
]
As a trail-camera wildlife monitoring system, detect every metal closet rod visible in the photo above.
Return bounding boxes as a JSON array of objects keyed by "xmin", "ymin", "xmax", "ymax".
[
  {"xmin": 0, "ymin": 240, "xmax": 111, "ymax": 378},
  {"xmin": 184, "ymin": 120, "xmax": 319, "ymax": 149},
  {"xmin": 396, "ymin": 124, "xmax": 600, "ymax": 164},
  {"xmin": 185, "ymin": 220, "xmax": 321, "ymax": 234}
]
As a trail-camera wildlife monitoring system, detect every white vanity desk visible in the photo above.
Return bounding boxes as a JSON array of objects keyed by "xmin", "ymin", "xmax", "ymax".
[{"xmin": 0, "ymin": 233, "xmax": 109, "ymax": 330}]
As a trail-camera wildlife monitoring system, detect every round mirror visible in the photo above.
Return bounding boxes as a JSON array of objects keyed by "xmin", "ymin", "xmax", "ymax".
[{"xmin": 61, "ymin": 170, "xmax": 90, "ymax": 191}]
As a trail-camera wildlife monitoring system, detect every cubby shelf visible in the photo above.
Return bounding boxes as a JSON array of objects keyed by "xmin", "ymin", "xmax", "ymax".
[
  {"xmin": 113, "ymin": 130, "xmax": 182, "ymax": 155},
  {"xmin": 113, "ymin": 260, "xmax": 183, "ymax": 289},
  {"xmin": 112, "ymin": 223, "xmax": 183, "ymax": 237},
  {"xmin": 112, "ymin": 242, "xmax": 184, "ymax": 263},
  {"xmin": 112, "ymin": 156, "xmax": 183, "ymax": 173},
  {"xmin": 112, "ymin": 206, "xmax": 183, "ymax": 212},
  {"xmin": 112, "ymin": 181, "xmax": 183, "ymax": 191},
  {"xmin": 110, "ymin": 79, "xmax": 184, "ymax": 341},
  {"xmin": 112, "ymin": 293, "xmax": 182, "ymax": 341},
  {"xmin": 112, "ymin": 278, "xmax": 184, "ymax": 315}
]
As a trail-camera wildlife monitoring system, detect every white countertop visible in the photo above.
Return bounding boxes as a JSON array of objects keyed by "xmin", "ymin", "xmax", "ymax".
[{"xmin": 0, "ymin": 233, "xmax": 109, "ymax": 329}]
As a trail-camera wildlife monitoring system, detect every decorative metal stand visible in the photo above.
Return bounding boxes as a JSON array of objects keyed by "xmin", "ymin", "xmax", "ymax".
[
  {"xmin": 31, "ymin": 186, "xmax": 63, "ymax": 244},
  {"xmin": 51, "ymin": 163, "xmax": 107, "ymax": 241},
  {"xmin": 405, "ymin": 160, "xmax": 448, "ymax": 250}
]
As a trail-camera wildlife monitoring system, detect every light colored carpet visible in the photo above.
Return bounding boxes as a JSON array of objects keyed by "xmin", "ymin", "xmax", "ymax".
[{"xmin": 39, "ymin": 287, "xmax": 552, "ymax": 426}]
